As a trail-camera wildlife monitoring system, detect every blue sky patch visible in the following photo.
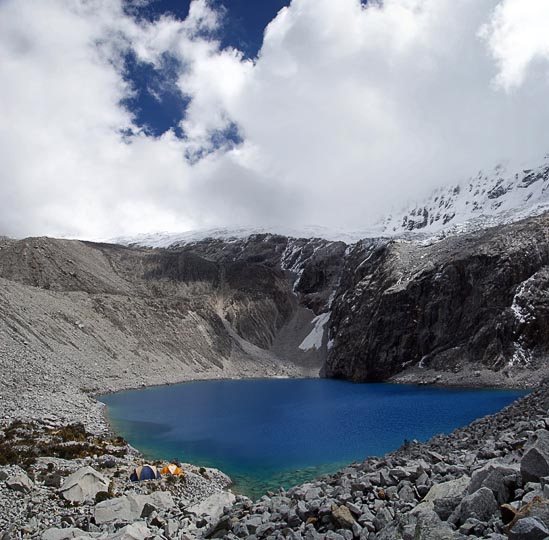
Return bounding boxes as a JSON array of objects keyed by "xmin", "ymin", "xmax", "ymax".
[{"xmin": 122, "ymin": 0, "xmax": 290, "ymax": 137}]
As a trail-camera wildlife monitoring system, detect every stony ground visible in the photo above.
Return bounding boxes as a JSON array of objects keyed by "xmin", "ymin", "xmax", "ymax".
[
  {"xmin": 0, "ymin": 419, "xmax": 234, "ymax": 539},
  {"xmin": 3, "ymin": 381, "xmax": 549, "ymax": 539}
]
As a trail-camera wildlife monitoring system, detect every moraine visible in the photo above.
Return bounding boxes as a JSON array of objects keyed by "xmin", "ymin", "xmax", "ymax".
[{"xmin": 99, "ymin": 379, "xmax": 526, "ymax": 498}]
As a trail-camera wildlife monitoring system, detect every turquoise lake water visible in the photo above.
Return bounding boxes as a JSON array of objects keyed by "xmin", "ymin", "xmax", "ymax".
[{"xmin": 99, "ymin": 379, "xmax": 526, "ymax": 498}]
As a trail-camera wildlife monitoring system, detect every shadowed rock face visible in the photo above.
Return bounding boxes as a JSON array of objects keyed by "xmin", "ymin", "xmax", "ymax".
[
  {"xmin": 325, "ymin": 215, "xmax": 549, "ymax": 381},
  {"xmin": 176, "ymin": 233, "xmax": 348, "ymax": 314}
]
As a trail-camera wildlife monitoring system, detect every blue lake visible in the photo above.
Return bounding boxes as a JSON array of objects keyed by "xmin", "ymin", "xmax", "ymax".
[{"xmin": 99, "ymin": 379, "xmax": 526, "ymax": 498}]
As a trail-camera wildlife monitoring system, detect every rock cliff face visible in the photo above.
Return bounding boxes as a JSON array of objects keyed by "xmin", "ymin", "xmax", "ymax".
[{"xmin": 325, "ymin": 215, "xmax": 549, "ymax": 382}]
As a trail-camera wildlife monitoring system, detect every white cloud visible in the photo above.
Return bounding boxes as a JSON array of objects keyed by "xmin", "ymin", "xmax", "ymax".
[
  {"xmin": 480, "ymin": 0, "xmax": 549, "ymax": 90},
  {"xmin": 0, "ymin": 0, "xmax": 549, "ymax": 239}
]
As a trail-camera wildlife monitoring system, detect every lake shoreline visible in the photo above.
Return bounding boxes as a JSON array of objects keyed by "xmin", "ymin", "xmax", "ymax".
[
  {"xmin": 94, "ymin": 364, "xmax": 537, "ymax": 442},
  {"xmin": 99, "ymin": 378, "xmax": 527, "ymax": 499},
  {"xmin": 2, "ymin": 377, "xmax": 543, "ymax": 537}
]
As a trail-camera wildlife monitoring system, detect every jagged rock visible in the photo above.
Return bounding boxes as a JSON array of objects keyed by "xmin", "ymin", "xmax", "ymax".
[
  {"xmin": 521, "ymin": 430, "xmax": 549, "ymax": 483},
  {"xmin": 375, "ymin": 508, "xmax": 461, "ymax": 540},
  {"xmin": 187, "ymin": 491, "xmax": 236, "ymax": 524},
  {"xmin": 450, "ymin": 487, "xmax": 499, "ymax": 525},
  {"xmin": 59, "ymin": 466, "xmax": 108, "ymax": 503},
  {"xmin": 205, "ymin": 515, "xmax": 233, "ymax": 539},
  {"xmin": 331, "ymin": 504, "xmax": 355, "ymax": 529},
  {"xmin": 41, "ymin": 528, "xmax": 91, "ymax": 540},
  {"xmin": 95, "ymin": 492, "xmax": 174, "ymax": 524},
  {"xmin": 373, "ymin": 506, "xmax": 393, "ymax": 531},
  {"xmin": 508, "ymin": 517, "xmax": 549, "ymax": 540},
  {"xmin": 412, "ymin": 476, "xmax": 469, "ymax": 516},
  {"xmin": 106, "ymin": 523, "xmax": 153, "ymax": 540},
  {"xmin": 468, "ymin": 460, "xmax": 520, "ymax": 504},
  {"xmin": 6, "ymin": 471, "xmax": 34, "ymax": 493}
]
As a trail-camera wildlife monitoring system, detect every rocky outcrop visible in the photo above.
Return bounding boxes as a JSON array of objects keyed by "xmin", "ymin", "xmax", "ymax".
[
  {"xmin": 325, "ymin": 214, "xmax": 549, "ymax": 382},
  {"xmin": 176, "ymin": 233, "xmax": 347, "ymax": 313}
]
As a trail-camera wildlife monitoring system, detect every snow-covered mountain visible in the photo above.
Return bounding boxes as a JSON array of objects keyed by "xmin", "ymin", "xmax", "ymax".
[
  {"xmin": 114, "ymin": 154, "xmax": 549, "ymax": 249},
  {"xmin": 380, "ymin": 155, "xmax": 549, "ymax": 237},
  {"xmin": 112, "ymin": 225, "xmax": 374, "ymax": 248}
]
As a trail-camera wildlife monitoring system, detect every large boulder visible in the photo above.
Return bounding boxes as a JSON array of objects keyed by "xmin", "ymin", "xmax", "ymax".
[
  {"xmin": 411, "ymin": 476, "xmax": 469, "ymax": 517},
  {"xmin": 41, "ymin": 528, "xmax": 91, "ymax": 540},
  {"xmin": 105, "ymin": 523, "xmax": 153, "ymax": 540},
  {"xmin": 95, "ymin": 492, "xmax": 174, "ymax": 524},
  {"xmin": 449, "ymin": 487, "xmax": 499, "ymax": 526},
  {"xmin": 187, "ymin": 491, "xmax": 235, "ymax": 524},
  {"xmin": 508, "ymin": 517, "xmax": 549, "ymax": 540},
  {"xmin": 467, "ymin": 460, "xmax": 520, "ymax": 504},
  {"xmin": 376, "ymin": 508, "xmax": 462, "ymax": 540},
  {"xmin": 59, "ymin": 466, "xmax": 109, "ymax": 503},
  {"xmin": 521, "ymin": 430, "xmax": 549, "ymax": 483},
  {"xmin": 331, "ymin": 504, "xmax": 355, "ymax": 529},
  {"xmin": 6, "ymin": 471, "xmax": 34, "ymax": 493}
]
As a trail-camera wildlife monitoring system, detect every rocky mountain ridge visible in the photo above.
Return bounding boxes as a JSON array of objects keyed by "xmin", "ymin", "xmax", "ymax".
[
  {"xmin": 4, "ymin": 209, "xmax": 549, "ymax": 417},
  {"xmin": 114, "ymin": 155, "xmax": 549, "ymax": 248},
  {"xmin": 326, "ymin": 214, "xmax": 549, "ymax": 383},
  {"xmin": 379, "ymin": 155, "xmax": 549, "ymax": 237},
  {"xmin": 113, "ymin": 214, "xmax": 549, "ymax": 386}
]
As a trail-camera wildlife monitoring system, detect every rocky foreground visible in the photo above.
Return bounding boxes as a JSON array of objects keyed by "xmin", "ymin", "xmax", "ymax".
[{"xmin": 2, "ymin": 382, "xmax": 549, "ymax": 539}]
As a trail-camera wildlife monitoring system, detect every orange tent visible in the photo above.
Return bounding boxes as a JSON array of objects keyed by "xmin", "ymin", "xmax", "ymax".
[{"xmin": 160, "ymin": 464, "xmax": 183, "ymax": 476}]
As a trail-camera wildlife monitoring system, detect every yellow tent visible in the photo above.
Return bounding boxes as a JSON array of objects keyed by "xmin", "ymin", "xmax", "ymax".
[{"xmin": 160, "ymin": 464, "xmax": 183, "ymax": 476}]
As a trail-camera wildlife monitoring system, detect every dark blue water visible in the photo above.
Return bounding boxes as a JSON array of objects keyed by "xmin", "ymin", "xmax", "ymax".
[{"xmin": 99, "ymin": 379, "xmax": 526, "ymax": 498}]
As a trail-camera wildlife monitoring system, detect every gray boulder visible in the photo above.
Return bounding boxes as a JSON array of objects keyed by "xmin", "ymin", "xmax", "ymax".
[
  {"xmin": 450, "ymin": 487, "xmax": 499, "ymax": 526},
  {"xmin": 521, "ymin": 430, "xmax": 549, "ymax": 483},
  {"xmin": 508, "ymin": 517, "xmax": 549, "ymax": 540},
  {"xmin": 105, "ymin": 523, "xmax": 153, "ymax": 540},
  {"xmin": 6, "ymin": 471, "xmax": 34, "ymax": 493},
  {"xmin": 41, "ymin": 529, "xmax": 91, "ymax": 540},
  {"xmin": 375, "ymin": 508, "xmax": 463, "ymax": 540},
  {"xmin": 187, "ymin": 491, "xmax": 235, "ymax": 524},
  {"xmin": 95, "ymin": 492, "xmax": 174, "ymax": 524},
  {"xmin": 467, "ymin": 461, "xmax": 519, "ymax": 504},
  {"xmin": 412, "ymin": 476, "xmax": 469, "ymax": 516}
]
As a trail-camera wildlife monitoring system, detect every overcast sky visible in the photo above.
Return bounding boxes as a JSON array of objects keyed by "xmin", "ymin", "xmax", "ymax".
[{"xmin": 1, "ymin": 0, "xmax": 549, "ymax": 240}]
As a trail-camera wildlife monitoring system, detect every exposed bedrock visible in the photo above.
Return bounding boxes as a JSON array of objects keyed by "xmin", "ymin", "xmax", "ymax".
[{"xmin": 325, "ymin": 214, "xmax": 549, "ymax": 381}]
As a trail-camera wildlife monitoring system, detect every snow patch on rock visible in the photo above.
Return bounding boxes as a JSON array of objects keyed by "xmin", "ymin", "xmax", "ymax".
[{"xmin": 299, "ymin": 312, "xmax": 330, "ymax": 351}]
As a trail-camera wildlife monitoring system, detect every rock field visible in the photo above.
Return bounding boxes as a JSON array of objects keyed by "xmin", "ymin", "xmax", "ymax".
[{"xmin": 3, "ymin": 379, "xmax": 549, "ymax": 539}]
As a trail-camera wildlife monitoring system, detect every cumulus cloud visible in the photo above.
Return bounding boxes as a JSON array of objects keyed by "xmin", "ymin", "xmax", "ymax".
[
  {"xmin": 0, "ymin": 0, "xmax": 549, "ymax": 239},
  {"xmin": 480, "ymin": 0, "xmax": 549, "ymax": 90}
]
